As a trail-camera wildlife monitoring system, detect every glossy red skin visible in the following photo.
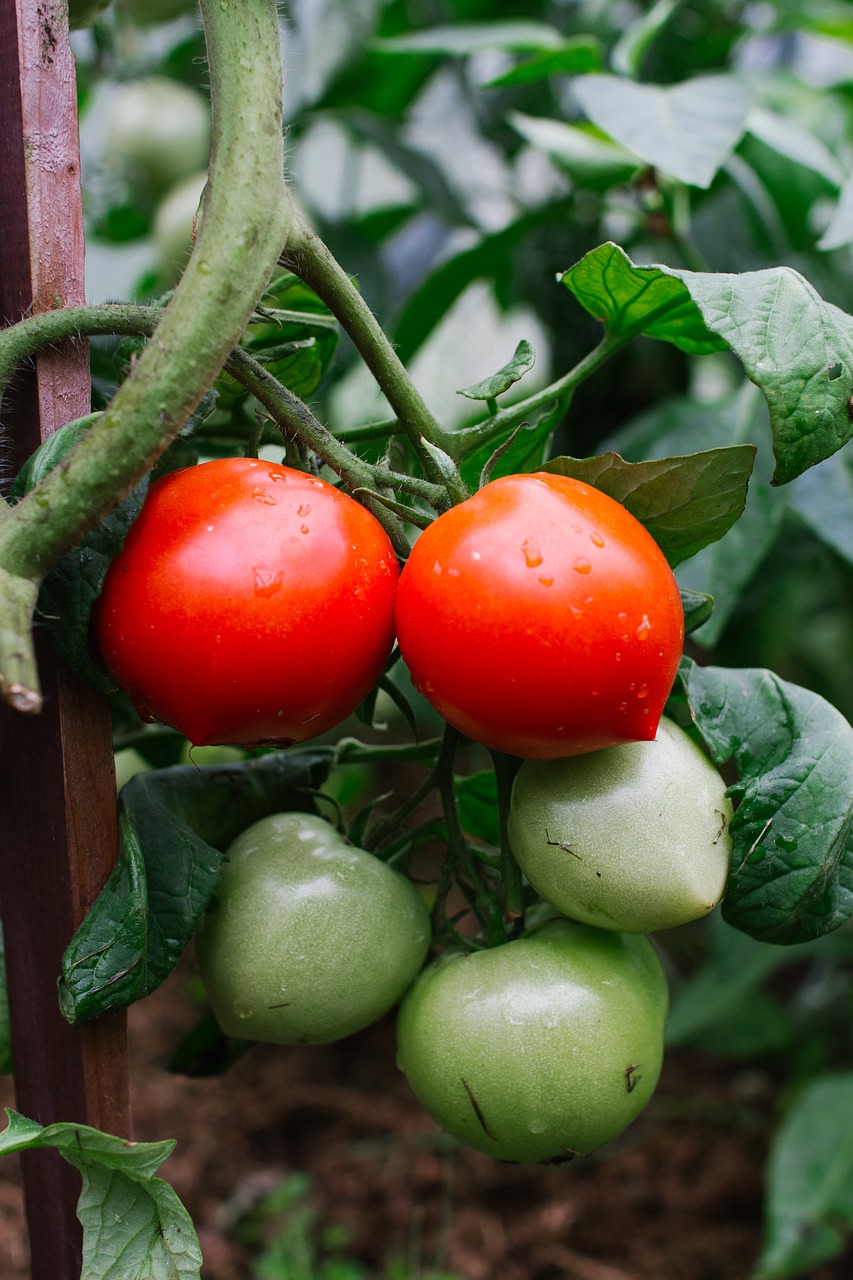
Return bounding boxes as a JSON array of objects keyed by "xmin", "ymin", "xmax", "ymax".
[
  {"xmin": 94, "ymin": 458, "xmax": 399, "ymax": 747},
  {"xmin": 394, "ymin": 472, "xmax": 683, "ymax": 759}
]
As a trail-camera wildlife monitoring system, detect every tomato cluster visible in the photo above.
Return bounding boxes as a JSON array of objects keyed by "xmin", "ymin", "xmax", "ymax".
[{"xmin": 97, "ymin": 459, "xmax": 734, "ymax": 1162}]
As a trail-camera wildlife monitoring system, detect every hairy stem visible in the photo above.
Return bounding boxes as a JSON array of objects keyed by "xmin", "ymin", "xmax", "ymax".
[
  {"xmin": 281, "ymin": 212, "xmax": 451, "ymax": 462},
  {"xmin": 0, "ymin": 0, "xmax": 291, "ymax": 708}
]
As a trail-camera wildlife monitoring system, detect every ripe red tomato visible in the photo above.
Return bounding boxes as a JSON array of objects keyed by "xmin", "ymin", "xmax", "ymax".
[
  {"xmin": 94, "ymin": 458, "xmax": 399, "ymax": 747},
  {"xmin": 394, "ymin": 472, "xmax": 683, "ymax": 759}
]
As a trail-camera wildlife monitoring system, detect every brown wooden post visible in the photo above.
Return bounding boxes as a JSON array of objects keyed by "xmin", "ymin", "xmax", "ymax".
[{"xmin": 0, "ymin": 1, "xmax": 131, "ymax": 1276}]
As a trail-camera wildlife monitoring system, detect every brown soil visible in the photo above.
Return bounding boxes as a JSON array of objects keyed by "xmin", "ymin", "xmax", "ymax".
[{"xmin": 0, "ymin": 960, "xmax": 849, "ymax": 1280}]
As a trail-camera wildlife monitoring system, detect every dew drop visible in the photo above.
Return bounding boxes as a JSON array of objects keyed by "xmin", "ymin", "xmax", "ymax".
[
  {"xmin": 636, "ymin": 614, "xmax": 652, "ymax": 641},
  {"xmin": 571, "ymin": 524, "xmax": 582, "ymax": 534},
  {"xmin": 521, "ymin": 537, "xmax": 543, "ymax": 568},
  {"xmin": 300, "ymin": 525, "xmax": 310, "ymax": 534},
  {"xmin": 433, "ymin": 560, "xmax": 443, "ymax": 575},
  {"xmin": 297, "ymin": 504, "xmax": 311, "ymax": 517},
  {"xmin": 252, "ymin": 487, "xmax": 277, "ymax": 505},
  {"xmin": 574, "ymin": 558, "xmax": 591, "ymax": 574},
  {"xmin": 637, "ymin": 685, "xmax": 649, "ymax": 699},
  {"xmin": 569, "ymin": 604, "xmax": 583, "ymax": 620},
  {"xmin": 590, "ymin": 531, "xmax": 605, "ymax": 548},
  {"xmin": 538, "ymin": 575, "xmax": 554, "ymax": 587},
  {"xmin": 253, "ymin": 567, "xmax": 282, "ymax": 597},
  {"xmin": 619, "ymin": 701, "xmax": 628, "ymax": 713}
]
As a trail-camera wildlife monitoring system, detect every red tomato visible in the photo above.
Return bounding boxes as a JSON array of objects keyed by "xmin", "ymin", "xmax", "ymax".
[
  {"xmin": 94, "ymin": 458, "xmax": 399, "ymax": 747},
  {"xmin": 394, "ymin": 472, "xmax": 683, "ymax": 759}
]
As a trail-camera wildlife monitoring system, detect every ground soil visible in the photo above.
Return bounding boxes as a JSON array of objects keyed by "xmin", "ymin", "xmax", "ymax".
[{"xmin": 0, "ymin": 957, "xmax": 850, "ymax": 1280}]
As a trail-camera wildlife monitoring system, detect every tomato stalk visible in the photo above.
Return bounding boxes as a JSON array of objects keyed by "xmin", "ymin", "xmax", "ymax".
[
  {"xmin": 445, "ymin": 331, "xmax": 630, "ymax": 463},
  {"xmin": 280, "ymin": 212, "xmax": 458, "ymax": 489},
  {"xmin": 0, "ymin": 0, "xmax": 291, "ymax": 712}
]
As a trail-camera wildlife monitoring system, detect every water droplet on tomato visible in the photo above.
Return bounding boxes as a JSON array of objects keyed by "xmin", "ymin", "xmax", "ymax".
[
  {"xmin": 637, "ymin": 685, "xmax": 649, "ymax": 699},
  {"xmin": 569, "ymin": 604, "xmax": 583, "ymax": 620},
  {"xmin": 521, "ymin": 537, "xmax": 542, "ymax": 568},
  {"xmin": 636, "ymin": 615, "xmax": 651, "ymax": 640},
  {"xmin": 574, "ymin": 558, "xmax": 591, "ymax": 574},
  {"xmin": 590, "ymin": 531, "xmax": 605, "ymax": 547},
  {"xmin": 538, "ymin": 575, "xmax": 554, "ymax": 587},
  {"xmin": 253, "ymin": 567, "xmax": 282, "ymax": 597},
  {"xmin": 300, "ymin": 525, "xmax": 310, "ymax": 534},
  {"xmin": 252, "ymin": 487, "xmax": 276, "ymax": 505},
  {"xmin": 297, "ymin": 504, "xmax": 311, "ymax": 516},
  {"xmin": 432, "ymin": 560, "xmax": 443, "ymax": 574}
]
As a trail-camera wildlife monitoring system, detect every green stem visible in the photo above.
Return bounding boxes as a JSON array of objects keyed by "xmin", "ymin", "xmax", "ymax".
[
  {"xmin": 489, "ymin": 750, "xmax": 525, "ymax": 924},
  {"xmin": 281, "ymin": 212, "xmax": 451, "ymax": 462},
  {"xmin": 0, "ymin": 0, "xmax": 291, "ymax": 710},
  {"xmin": 447, "ymin": 331, "xmax": 628, "ymax": 463}
]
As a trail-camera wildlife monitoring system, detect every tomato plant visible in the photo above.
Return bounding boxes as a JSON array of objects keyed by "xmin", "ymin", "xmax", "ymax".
[
  {"xmin": 394, "ymin": 472, "xmax": 684, "ymax": 759},
  {"xmin": 195, "ymin": 812, "xmax": 431, "ymax": 1044},
  {"xmin": 508, "ymin": 716, "xmax": 733, "ymax": 933},
  {"xmin": 93, "ymin": 457, "xmax": 399, "ymax": 747},
  {"xmin": 5, "ymin": 0, "xmax": 853, "ymax": 1275},
  {"xmin": 396, "ymin": 920, "xmax": 668, "ymax": 1163}
]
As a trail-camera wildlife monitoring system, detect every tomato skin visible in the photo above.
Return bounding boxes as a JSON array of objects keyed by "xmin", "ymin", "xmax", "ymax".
[
  {"xmin": 508, "ymin": 717, "xmax": 733, "ymax": 933},
  {"xmin": 196, "ymin": 813, "xmax": 431, "ymax": 1044},
  {"xmin": 396, "ymin": 920, "xmax": 668, "ymax": 1162},
  {"xmin": 394, "ymin": 472, "xmax": 684, "ymax": 759},
  {"xmin": 104, "ymin": 77, "xmax": 210, "ymax": 194},
  {"xmin": 93, "ymin": 458, "xmax": 399, "ymax": 747}
]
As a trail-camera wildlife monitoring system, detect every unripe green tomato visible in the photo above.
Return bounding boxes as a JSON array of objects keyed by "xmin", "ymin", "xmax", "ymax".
[
  {"xmin": 103, "ymin": 78, "xmax": 210, "ymax": 195},
  {"xmin": 396, "ymin": 921, "xmax": 668, "ymax": 1162},
  {"xmin": 508, "ymin": 717, "xmax": 732, "ymax": 934},
  {"xmin": 153, "ymin": 171, "xmax": 206, "ymax": 285},
  {"xmin": 196, "ymin": 813, "xmax": 431, "ymax": 1044}
]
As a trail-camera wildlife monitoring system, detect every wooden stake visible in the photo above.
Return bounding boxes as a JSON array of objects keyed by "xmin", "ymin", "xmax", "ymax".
[{"xmin": 0, "ymin": 1, "xmax": 130, "ymax": 1276}]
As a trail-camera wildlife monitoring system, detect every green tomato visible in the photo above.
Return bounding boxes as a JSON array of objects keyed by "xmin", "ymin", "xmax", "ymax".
[
  {"xmin": 508, "ymin": 716, "xmax": 732, "ymax": 934},
  {"xmin": 103, "ymin": 78, "xmax": 210, "ymax": 195},
  {"xmin": 153, "ymin": 172, "xmax": 207, "ymax": 285},
  {"xmin": 195, "ymin": 813, "xmax": 431, "ymax": 1045},
  {"xmin": 396, "ymin": 921, "xmax": 668, "ymax": 1163}
]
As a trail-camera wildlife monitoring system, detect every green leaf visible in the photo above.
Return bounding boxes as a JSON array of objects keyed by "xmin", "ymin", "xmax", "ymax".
[
  {"xmin": 666, "ymin": 264, "xmax": 853, "ymax": 484},
  {"xmin": 0, "ymin": 1109, "xmax": 201, "ymax": 1280},
  {"xmin": 456, "ymin": 772, "xmax": 499, "ymax": 847},
  {"xmin": 746, "ymin": 106, "xmax": 843, "ymax": 188},
  {"xmin": 376, "ymin": 22, "xmax": 564, "ymax": 56},
  {"xmin": 756, "ymin": 1075, "xmax": 853, "ymax": 1277},
  {"xmin": 460, "ymin": 401, "xmax": 563, "ymax": 494},
  {"xmin": 819, "ymin": 175, "xmax": 853, "ymax": 251},
  {"xmin": 680, "ymin": 588, "xmax": 714, "ymax": 635},
  {"xmin": 560, "ymin": 242, "xmax": 726, "ymax": 354},
  {"xmin": 457, "ymin": 340, "xmax": 535, "ymax": 401},
  {"xmin": 679, "ymin": 658, "xmax": 853, "ymax": 945},
  {"xmin": 509, "ymin": 114, "xmax": 642, "ymax": 191},
  {"xmin": 571, "ymin": 73, "xmax": 751, "ymax": 188},
  {"xmin": 787, "ymin": 449, "xmax": 853, "ymax": 570},
  {"xmin": 483, "ymin": 38, "xmax": 601, "ymax": 88},
  {"xmin": 59, "ymin": 750, "xmax": 333, "ymax": 1022},
  {"xmin": 610, "ymin": 0, "xmax": 682, "ymax": 78},
  {"xmin": 542, "ymin": 447, "xmax": 755, "ymax": 568}
]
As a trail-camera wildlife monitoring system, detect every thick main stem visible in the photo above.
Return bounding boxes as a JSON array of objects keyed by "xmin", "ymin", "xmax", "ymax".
[{"xmin": 0, "ymin": 0, "xmax": 291, "ymax": 709}]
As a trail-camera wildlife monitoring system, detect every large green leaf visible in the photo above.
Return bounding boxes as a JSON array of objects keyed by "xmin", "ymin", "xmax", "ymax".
[
  {"xmin": 59, "ymin": 750, "xmax": 333, "ymax": 1023},
  {"xmin": 376, "ymin": 22, "xmax": 564, "ymax": 56},
  {"xmin": 543, "ymin": 446, "xmax": 755, "ymax": 568},
  {"xmin": 668, "ymin": 265, "xmax": 853, "ymax": 484},
  {"xmin": 679, "ymin": 659, "xmax": 853, "ymax": 944},
  {"xmin": 571, "ymin": 73, "xmax": 751, "ymax": 188},
  {"xmin": 560, "ymin": 242, "xmax": 726, "ymax": 354},
  {"xmin": 0, "ymin": 1109, "xmax": 201, "ymax": 1280},
  {"xmin": 509, "ymin": 114, "xmax": 642, "ymax": 190},
  {"xmin": 756, "ymin": 1075, "xmax": 853, "ymax": 1277},
  {"xmin": 563, "ymin": 243, "xmax": 853, "ymax": 484}
]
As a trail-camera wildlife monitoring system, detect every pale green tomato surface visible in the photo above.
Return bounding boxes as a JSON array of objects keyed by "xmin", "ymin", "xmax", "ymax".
[
  {"xmin": 396, "ymin": 921, "xmax": 668, "ymax": 1163},
  {"xmin": 196, "ymin": 813, "xmax": 431, "ymax": 1044},
  {"xmin": 153, "ymin": 172, "xmax": 207, "ymax": 285},
  {"xmin": 508, "ymin": 716, "xmax": 732, "ymax": 934},
  {"xmin": 104, "ymin": 78, "xmax": 210, "ymax": 194}
]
